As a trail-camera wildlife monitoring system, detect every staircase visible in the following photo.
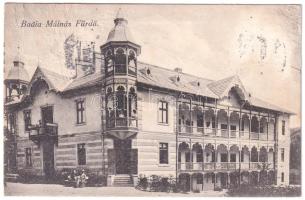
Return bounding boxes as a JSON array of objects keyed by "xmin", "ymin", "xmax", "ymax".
[
  {"xmin": 113, "ymin": 174, "xmax": 133, "ymax": 187},
  {"xmin": 5, "ymin": 173, "xmax": 19, "ymax": 182}
]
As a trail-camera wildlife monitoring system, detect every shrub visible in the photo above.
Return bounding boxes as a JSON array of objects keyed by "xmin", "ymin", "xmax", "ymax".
[
  {"xmin": 136, "ymin": 175, "xmax": 148, "ymax": 190},
  {"xmin": 227, "ymin": 184, "xmax": 301, "ymax": 197}
]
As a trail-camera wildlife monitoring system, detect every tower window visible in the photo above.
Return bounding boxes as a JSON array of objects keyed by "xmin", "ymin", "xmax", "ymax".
[
  {"xmin": 115, "ymin": 48, "xmax": 127, "ymax": 74},
  {"xmin": 281, "ymin": 172, "xmax": 285, "ymax": 182}
]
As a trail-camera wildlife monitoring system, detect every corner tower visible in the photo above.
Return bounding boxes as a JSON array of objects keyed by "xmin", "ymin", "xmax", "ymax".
[{"xmin": 101, "ymin": 9, "xmax": 141, "ymax": 140}]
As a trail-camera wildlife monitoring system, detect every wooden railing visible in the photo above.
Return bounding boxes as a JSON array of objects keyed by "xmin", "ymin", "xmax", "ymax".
[
  {"xmin": 28, "ymin": 123, "xmax": 58, "ymax": 138},
  {"xmin": 178, "ymin": 162, "xmax": 274, "ymax": 172},
  {"xmin": 177, "ymin": 126, "xmax": 273, "ymax": 141}
]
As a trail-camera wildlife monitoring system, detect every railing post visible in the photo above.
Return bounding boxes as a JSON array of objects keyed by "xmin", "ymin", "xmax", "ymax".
[{"xmin": 227, "ymin": 107, "xmax": 230, "ymax": 138}]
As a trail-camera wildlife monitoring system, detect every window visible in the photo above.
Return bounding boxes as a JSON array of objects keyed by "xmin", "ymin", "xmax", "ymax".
[
  {"xmin": 23, "ymin": 110, "xmax": 31, "ymax": 131},
  {"xmin": 241, "ymin": 151, "xmax": 244, "ymax": 162},
  {"xmin": 281, "ymin": 148, "xmax": 285, "ymax": 162},
  {"xmin": 158, "ymin": 101, "xmax": 168, "ymax": 124},
  {"xmin": 196, "ymin": 175, "xmax": 203, "ymax": 184},
  {"xmin": 241, "ymin": 119, "xmax": 245, "ymax": 131},
  {"xmin": 221, "ymin": 124, "xmax": 227, "ymax": 130},
  {"xmin": 220, "ymin": 153, "xmax": 228, "ymax": 162},
  {"xmin": 230, "ymin": 125, "xmax": 236, "ymax": 131},
  {"xmin": 159, "ymin": 143, "xmax": 168, "ymax": 164},
  {"xmin": 76, "ymin": 99, "xmax": 85, "ymax": 124},
  {"xmin": 25, "ymin": 148, "xmax": 32, "ymax": 167},
  {"xmin": 77, "ymin": 143, "xmax": 86, "ymax": 165},
  {"xmin": 282, "ymin": 120, "xmax": 285, "ymax": 135},
  {"xmin": 196, "ymin": 149, "xmax": 203, "ymax": 162},
  {"xmin": 230, "ymin": 154, "xmax": 236, "ymax": 162},
  {"xmin": 185, "ymin": 151, "xmax": 191, "ymax": 162},
  {"xmin": 281, "ymin": 172, "xmax": 284, "ymax": 182},
  {"xmin": 197, "ymin": 114, "xmax": 203, "ymax": 127}
]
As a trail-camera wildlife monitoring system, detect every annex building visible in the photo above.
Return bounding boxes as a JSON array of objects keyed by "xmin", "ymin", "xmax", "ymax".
[{"xmin": 4, "ymin": 9, "xmax": 291, "ymax": 191}]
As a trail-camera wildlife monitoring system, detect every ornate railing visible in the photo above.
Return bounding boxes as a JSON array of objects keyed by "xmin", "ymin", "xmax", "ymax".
[
  {"xmin": 106, "ymin": 117, "xmax": 138, "ymax": 129},
  {"xmin": 177, "ymin": 126, "xmax": 274, "ymax": 142},
  {"xmin": 28, "ymin": 123, "xmax": 58, "ymax": 138},
  {"xmin": 250, "ymin": 132, "xmax": 259, "ymax": 140},
  {"xmin": 177, "ymin": 162, "xmax": 273, "ymax": 172}
]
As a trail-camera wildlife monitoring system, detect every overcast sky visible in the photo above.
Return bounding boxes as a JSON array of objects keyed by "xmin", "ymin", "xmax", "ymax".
[{"xmin": 4, "ymin": 4, "xmax": 301, "ymax": 127}]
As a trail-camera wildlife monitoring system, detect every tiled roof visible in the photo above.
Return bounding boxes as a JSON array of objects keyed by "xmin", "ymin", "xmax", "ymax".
[
  {"xmin": 249, "ymin": 96, "xmax": 294, "ymax": 114},
  {"xmin": 5, "ymin": 64, "xmax": 30, "ymax": 83},
  {"xmin": 137, "ymin": 61, "xmax": 218, "ymax": 98},
  {"xmin": 207, "ymin": 75, "xmax": 236, "ymax": 97},
  {"xmin": 63, "ymin": 72, "xmax": 103, "ymax": 91},
  {"xmin": 16, "ymin": 61, "xmax": 292, "ymax": 114},
  {"xmin": 37, "ymin": 67, "xmax": 72, "ymax": 91},
  {"xmin": 106, "ymin": 9, "xmax": 137, "ymax": 44}
]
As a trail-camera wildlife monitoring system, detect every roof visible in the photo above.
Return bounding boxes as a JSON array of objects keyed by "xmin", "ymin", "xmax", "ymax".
[
  {"xmin": 137, "ymin": 61, "xmax": 218, "ymax": 98},
  {"xmin": 106, "ymin": 9, "xmax": 137, "ymax": 44},
  {"xmin": 5, "ymin": 62, "xmax": 30, "ymax": 83},
  {"xmin": 249, "ymin": 96, "xmax": 294, "ymax": 114},
  {"xmin": 31, "ymin": 66, "xmax": 71, "ymax": 91},
  {"xmin": 8, "ymin": 60, "xmax": 292, "ymax": 114},
  {"xmin": 137, "ymin": 61, "xmax": 293, "ymax": 114},
  {"xmin": 63, "ymin": 72, "xmax": 103, "ymax": 91}
]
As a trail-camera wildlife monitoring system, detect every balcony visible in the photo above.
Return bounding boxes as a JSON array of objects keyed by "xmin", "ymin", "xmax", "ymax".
[
  {"xmin": 177, "ymin": 126, "xmax": 273, "ymax": 142},
  {"xmin": 28, "ymin": 123, "xmax": 58, "ymax": 144},
  {"xmin": 177, "ymin": 162, "xmax": 274, "ymax": 172}
]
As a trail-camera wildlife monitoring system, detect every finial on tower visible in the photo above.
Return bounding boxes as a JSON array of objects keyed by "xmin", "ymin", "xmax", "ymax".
[{"xmin": 114, "ymin": 8, "xmax": 128, "ymax": 25}]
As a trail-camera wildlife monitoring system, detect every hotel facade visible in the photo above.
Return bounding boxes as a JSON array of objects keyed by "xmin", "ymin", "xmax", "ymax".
[{"xmin": 4, "ymin": 10, "xmax": 291, "ymax": 191}]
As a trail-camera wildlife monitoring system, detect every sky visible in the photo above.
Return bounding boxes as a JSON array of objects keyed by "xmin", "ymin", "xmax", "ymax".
[{"xmin": 4, "ymin": 4, "xmax": 301, "ymax": 128}]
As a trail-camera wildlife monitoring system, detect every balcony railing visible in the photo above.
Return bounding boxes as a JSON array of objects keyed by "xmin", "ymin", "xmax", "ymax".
[
  {"xmin": 106, "ymin": 117, "xmax": 138, "ymax": 129},
  {"xmin": 178, "ymin": 162, "xmax": 273, "ymax": 172},
  {"xmin": 178, "ymin": 126, "xmax": 271, "ymax": 141},
  {"xmin": 251, "ymin": 132, "xmax": 259, "ymax": 140},
  {"xmin": 28, "ymin": 123, "xmax": 58, "ymax": 139}
]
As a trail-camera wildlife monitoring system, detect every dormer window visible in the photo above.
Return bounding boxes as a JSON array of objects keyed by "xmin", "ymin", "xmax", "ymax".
[
  {"xmin": 146, "ymin": 68, "xmax": 151, "ymax": 75},
  {"xmin": 197, "ymin": 82, "xmax": 200, "ymax": 86},
  {"xmin": 177, "ymin": 76, "xmax": 180, "ymax": 82}
]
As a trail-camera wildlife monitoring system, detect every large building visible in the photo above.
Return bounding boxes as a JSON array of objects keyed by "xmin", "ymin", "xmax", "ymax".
[{"xmin": 4, "ymin": 10, "xmax": 292, "ymax": 191}]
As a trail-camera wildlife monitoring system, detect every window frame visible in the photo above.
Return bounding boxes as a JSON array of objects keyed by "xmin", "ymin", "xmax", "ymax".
[
  {"xmin": 75, "ymin": 98, "xmax": 86, "ymax": 125},
  {"xmin": 158, "ymin": 101, "xmax": 169, "ymax": 124},
  {"xmin": 282, "ymin": 120, "xmax": 285, "ymax": 135},
  {"xmin": 159, "ymin": 142, "xmax": 169, "ymax": 164},
  {"xmin": 25, "ymin": 147, "xmax": 32, "ymax": 167},
  {"xmin": 281, "ymin": 148, "xmax": 285, "ymax": 162},
  {"xmin": 77, "ymin": 143, "xmax": 86, "ymax": 165},
  {"xmin": 23, "ymin": 109, "xmax": 31, "ymax": 131}
]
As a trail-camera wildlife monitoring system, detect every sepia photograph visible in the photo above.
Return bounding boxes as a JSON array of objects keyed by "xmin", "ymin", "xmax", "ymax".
[{"xmin": 2, "ymin": 3, "xmax": 302, "ymax": 197}]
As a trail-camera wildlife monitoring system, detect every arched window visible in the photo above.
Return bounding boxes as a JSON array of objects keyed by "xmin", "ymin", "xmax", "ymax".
[
  {"xmin": 128, "ymin": 50, "xmax": 136, "ymax": 76},
  {"xmin": 115, "ymin": 48, "xmax": 126, "ymax": 74},
  {"xmin": 116, "ymin": 86, "xmax": 127, "ymax": 118},
  {"xmin": 105, "ymin": 50, "xmax": 113, "ymax": 74},
  {"xmin": 251, "ymin": 116, "xmax": 259, "ymax": 133},
  {"xmin": 128, "ymin": 87, "xmax": 137, "ymax": 117}
]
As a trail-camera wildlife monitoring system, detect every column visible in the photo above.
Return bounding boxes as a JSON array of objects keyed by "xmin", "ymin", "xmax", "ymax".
[
  {"xmin": 227, "ymin": 108, "xmax": 230, "ymax": 138},
  {"xmin": 190, "ymin": 99, "xmax": 192, "ymax": 133},
  {"xmin": 249, "ymin": 111, "xmax": 252, "ymax": 140}
]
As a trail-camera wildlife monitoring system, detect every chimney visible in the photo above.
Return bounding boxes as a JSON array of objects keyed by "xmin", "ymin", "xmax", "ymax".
[{"xmin": 174, "ymin": 67, "xmax": 182, "ymax": 73}]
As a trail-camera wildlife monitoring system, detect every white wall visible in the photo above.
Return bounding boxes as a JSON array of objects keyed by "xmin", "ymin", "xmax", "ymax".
[{"xmin": 17, "ymin": 83, "xmax": 101, "ymax": 138}]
